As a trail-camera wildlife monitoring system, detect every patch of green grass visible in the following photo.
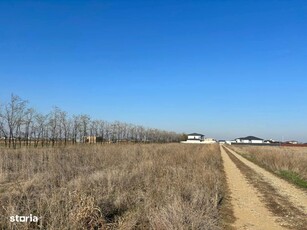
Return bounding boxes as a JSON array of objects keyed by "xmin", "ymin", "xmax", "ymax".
[{"xmin": 278, "ymin": 170, "xmax": 307, "ymax": 189}]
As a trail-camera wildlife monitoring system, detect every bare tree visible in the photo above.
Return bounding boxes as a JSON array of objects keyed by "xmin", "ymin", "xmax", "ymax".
[
  {"xmin": 59, "ymin": 110, "xmax": 70, "ymax": 145},
  {"xmin": 80, "ymin": 114, "xmax": 90, "ymax": 143},
  {"xmin": 97, "ymin": 120, "xmax": 106, "ymax": 143},
  {"xmin": 2, "ymin": 94, "xmax": 28, "ymax": 148},
  {"xmin": 0, "ymin": 101, "xmax": 7, "ymax": 146},
  {"xmin": 32, "ymin": 113, "xmax": 48, "ymax": 147},
  {"xmin": 23, "ymin": 108, "xmax": 35, "ymax": 146},
  {"xmin": 0, "ymin": 94, "xmax": 184, "ymax": 148},
  {"xmin": 48, "ymin": 107, "xmax": 60, "ymax": 146},
  {"xmin": 72, "ymin": 115, "xmax": 81, "ymax": 144}
]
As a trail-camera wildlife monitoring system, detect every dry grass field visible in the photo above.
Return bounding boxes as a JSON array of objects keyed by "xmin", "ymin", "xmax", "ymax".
[
  {"xmin": 230, "ymin": 145, "xmax": 307, "ymax": 188},
  {"xmin": 0, "ymin": 144, "xmax": 225, "ymax": 230}
]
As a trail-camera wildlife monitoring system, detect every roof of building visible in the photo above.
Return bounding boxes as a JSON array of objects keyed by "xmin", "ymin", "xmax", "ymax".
[
  {"xmin": 236, "ymin": 136, "xmax": 263, "ymax": 141},
  {"xmin": 188, "ymin": 133, "xmax": 204, "ymax": 136}
]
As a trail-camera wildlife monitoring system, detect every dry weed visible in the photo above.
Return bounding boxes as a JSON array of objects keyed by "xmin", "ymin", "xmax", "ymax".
[
  {"xmin": 231, "ymin": 145, "xmax": 307, "ymax": 182},
  {"xmin": 0, "ymin": 144, "xmax": 224, "ymax": 229}
]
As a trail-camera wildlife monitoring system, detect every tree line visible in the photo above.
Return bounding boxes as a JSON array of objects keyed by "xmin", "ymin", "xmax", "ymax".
[{"xmin": 0, "ymin": 94, "xmax": 186, "ymax": 148}]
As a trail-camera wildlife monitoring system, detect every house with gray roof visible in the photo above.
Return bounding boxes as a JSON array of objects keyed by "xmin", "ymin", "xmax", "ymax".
[
  {"xmin": 187, "ymin": 133, "xmax": 204, "ymax": 141},
  {"xmin": 181, "ymin": 133, "xmax": 217, "ymax": 144},
  {"xmin": 235, "ymin": 136, "xmax": 264, "ymax": 144}
]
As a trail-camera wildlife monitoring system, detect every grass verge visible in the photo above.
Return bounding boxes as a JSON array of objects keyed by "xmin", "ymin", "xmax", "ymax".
[
  {"xmin": 278, "ymin": 170, "xmax": 307, "ymax": 188},
  {"xmin": 229, "ymin": 145, "xmax": 307, "ymax": 190}
]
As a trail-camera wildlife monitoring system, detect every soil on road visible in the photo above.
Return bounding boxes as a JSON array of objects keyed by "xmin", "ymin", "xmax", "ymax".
[{"xmin": 220, "ymin": 145, "xmax": 307, "ymax": 230}]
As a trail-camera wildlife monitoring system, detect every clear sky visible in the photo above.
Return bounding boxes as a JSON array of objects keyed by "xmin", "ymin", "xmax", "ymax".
[{"xmin": 1, "ymin": 0, "xmax": 307, "ymax": 141}]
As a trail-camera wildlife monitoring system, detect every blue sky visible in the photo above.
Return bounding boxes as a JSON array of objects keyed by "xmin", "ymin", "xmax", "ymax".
[{"xmin": 1, "ymin": 0, "xmax": 307, "ymax": 141}]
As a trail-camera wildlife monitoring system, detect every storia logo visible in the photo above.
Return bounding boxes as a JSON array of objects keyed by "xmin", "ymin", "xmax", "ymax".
[{"xmin": 10, "ymin": 214, "xmax": 39, "ymax": 223}]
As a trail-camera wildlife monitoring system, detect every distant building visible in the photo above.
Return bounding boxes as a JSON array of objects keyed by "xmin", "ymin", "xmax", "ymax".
[
  {"xmin": 264, "ymin": 139, "xmax": 281, "ymax": 144},
  {"xmin": 219, "ymin": 140, "xmax": 226, "ymax": 144},
  {"xmin": 204, "ymin": 138, "xmax": 217, "ymax": 143},
  {"xmin": 181, "ymin": 133, "xmax": 217, "ymax": 144},
  {"xmin": 234, "ymin": 136, "xmax": 264, "ymax": 144},
  {"xmin": 84, "ymin": 136, "xmax": 96, "ymax": 143},
  {"xmin": 285, "ymin": 140, "xmax": 298, "ymax": 145},
  {"xmin": 186, "ymin": 133, "xmax": 205, "ymax": 143},
  {"xmin": 187, "ymin": 133, "xmax": 204, "ymax": 142}
]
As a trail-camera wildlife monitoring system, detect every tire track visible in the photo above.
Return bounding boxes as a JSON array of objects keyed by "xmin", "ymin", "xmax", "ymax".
[
  {"xmin": 224, "ymin": 146, "xmax": 307, "ymax": 213},
  {"xmin": 223, "ymin": 146, "xmax": 307, "ymax": 229},
  {"xmin": 220, "ymin": 145, "xmax": 285, "ymax": 230}
]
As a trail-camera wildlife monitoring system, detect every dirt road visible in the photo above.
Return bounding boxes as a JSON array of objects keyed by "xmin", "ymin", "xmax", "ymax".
[{"xmin": 221, "ymin": 145, "xmax": 307, "ymax": 230}]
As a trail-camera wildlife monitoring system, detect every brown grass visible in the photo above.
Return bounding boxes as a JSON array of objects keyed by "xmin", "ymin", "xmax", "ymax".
[
  {"xmin": 0, "ymin": 144, "xmax": 225, "ymax": 229},
  {"xmin": 230, "ymin": 145, "xmax": 307, "ymax": 182}
]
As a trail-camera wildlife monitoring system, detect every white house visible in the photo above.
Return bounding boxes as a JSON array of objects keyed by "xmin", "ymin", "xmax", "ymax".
[
  {"xmin": 204, "ymin": 138, "xmax": 217, "ymax": 143},
  {"xmin": 181, "ymin": 133, "xmax": 217, "ymax": 144},
  {"xmin": 235, "ymin": 136, "xmax": 264, "ymax": 144},
  {"xmin": 184, "ymin": 133, "xmax": 205, "ymax": 143},
  {"xmin": 181, "ymin": 133, "xmax": 204, "ymax": 143},
  {"xmin": 187, "ymin": 133, "xmax": 204, "ymax": 141},
  {"xmin": 286, "ymin": 140, "xmax": 299, "ymax": 145}
]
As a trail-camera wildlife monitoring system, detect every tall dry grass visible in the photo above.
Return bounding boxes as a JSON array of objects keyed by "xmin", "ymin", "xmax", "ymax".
[
  {"xmin": 0, "ymin": 144, "xmax": 224, "ymax": 229},
  {"xmin": 230, "ymin": 145, "xmax": 307, "ymax": 183}
]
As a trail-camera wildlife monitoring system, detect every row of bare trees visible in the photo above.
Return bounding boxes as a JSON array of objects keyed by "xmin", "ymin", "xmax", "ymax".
[{"xmin": 0, "ymin": 94, "xmax": 185, "ymax": 148}]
